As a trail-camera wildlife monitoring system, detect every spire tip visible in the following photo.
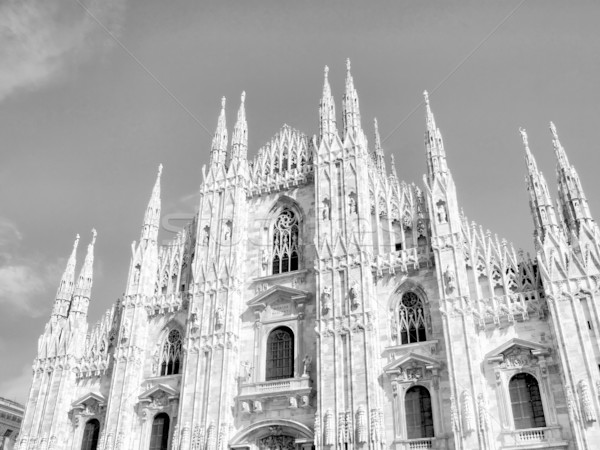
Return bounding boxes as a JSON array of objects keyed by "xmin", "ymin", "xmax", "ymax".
[
  {"xmin": 221, "ymin": 96, "xmax": 226, "ymax": 109},
  {"xmin": 241, "ymin": 91, "xmax": 246, "ymax": 103},
  {"xmin": 157, "ymin": 164, "xmax": 163, "ymax": 177},
  {"xmin": 519, "ymin": 127, "xmax": 529, "ymax": 148},
  {"xmin": 346, "ymin": 58, "xmax": 351, "ymax": 72},
  {"xmin": 324, "ymin": 65, "xmax": 329, "ymax": 77}
]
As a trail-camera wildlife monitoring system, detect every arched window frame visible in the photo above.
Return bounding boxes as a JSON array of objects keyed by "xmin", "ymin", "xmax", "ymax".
[
  {"xmin": 404, "ymin": 385, "xmax": 435, "ymax": 439},
  {"xmin": 508, "ymin": 373, "xmax": 546, "ymax": 430},
  {"xmin": 256, "ymin": 321, "xmax": 300, "ymax": 382},
  {"xmin": 154, "ymin": 325, "xmax": 184, "ymax": 377},
  {"xmin": 265, "ymin": 326, "xmax": 295, "ymax": 381},
  {"xmin": 390, "ymin": 286, "xmax": 431, "ymax": 346},
  {"xmin": 80, "ymin": 419, "xmax": 101, "ymax": 450},
  {"xmin": 148, "ymin": 412, "xmax": 170, "ymax": 450},
  {"xmin": 485, "ymin": 341, "xmax": 556, "ymax": 433},
  {"xmin": 267, "ymin": 201, "xmax": 303, "ymax": 276}
]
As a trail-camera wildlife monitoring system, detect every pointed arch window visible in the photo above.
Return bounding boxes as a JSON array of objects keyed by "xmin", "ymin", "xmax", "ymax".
[
  {"xmin": 266, "ymin": 327, "xmax": 294, "ymax": 380},
  {"xmin": 399, "ymin": 292, "xmax": 427, "ymax": 345},
  {"xmin": 80, "ymin": 419, "xmax": 100, "ymax": 450},
  {"xmin": 509, "ymin": 373, "xmax": 546, "ymax": 429},
  {"xmin": 149, "ymin": 413, "xmax": 170, "ymax": 450},
  {"xmin": 405, "ymin": 386, "xmax": 434, "ymax": 439},
  {"xmin": 271, "ymin": 208, "xmax": 300, "ymax": 275},
  {"xmin": 160, "ymin": 329, "xmax": 182, "ymax": 376}
]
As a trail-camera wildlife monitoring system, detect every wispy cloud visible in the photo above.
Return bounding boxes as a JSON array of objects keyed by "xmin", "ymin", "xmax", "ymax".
[
  {"xmin": 0, "ymin": 218, "xmax": 64, "ymax": 317},
  {"xmin": 0, "ymin": 364, "xmax": 32, "ymax": 404},
  {"xmin": 0, "ymin": 0, "xmax": 128, "ymax": 102}
]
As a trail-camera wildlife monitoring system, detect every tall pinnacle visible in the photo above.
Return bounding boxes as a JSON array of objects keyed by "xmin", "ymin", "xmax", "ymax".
[
  {"xmin": 52, "ymin": 234, "xmax": 80, "ymax": 318},
  {"xmin": 74, "ymin": 229, "xmax": 97, "ymax": 300},
  {"xmin": 424, "ymin": 91, "xmax": 448, "ymax": 182},
  {"xmin": 231, "ymin": 91, "xmax": 248, "ymax": 161},
  {"xmin": 210, "ymin": 96, "xmax": 228, "ymax": 167},
  {"xmin": 319, "ymin": 65, "xmax": 338, "ymax": 144},
  {"xmin": 373, "ymin": 118, "xmax": 386, "ymax": 174},
  {"xmin": 550, "ymin": 121, "xmax": 593, "ymax": 236},
  {"xmin": 342, "ymin": 58, "xmax": 362, "ymax": 138},
  {"xmin": 520, "ymin": 127, "xmax": 560, "ymax": 241},
  {"xmin": 141, "ymin": 164, "xmax": 162, "ymax": 243}
]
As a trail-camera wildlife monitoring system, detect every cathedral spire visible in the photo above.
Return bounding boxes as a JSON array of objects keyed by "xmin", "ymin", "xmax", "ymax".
[
  {"xmin": 52, "ymin": 234, "xmax": 80, "ymax": 318},
  {"xmin": 424, "ymin": 91, "xmax": 448, "ymax": 182},
  {"xmin": 71, "ymin": 229, "xmax": 97, "ymax": 318},
  {"xmin": 319, "ymin": 65, "xmax": 338, "ymax": 145},
  {"xmin": 141, "ymin": 164, "xmax": 162, "ymax": 243},
  {"xmin": 342, "ymin": 58, "xmax": 362, "ymax": 139},
  {"xmin": 230, "ymin": 91, "xmax": 248, "ymax": 162},
  {"xmin": 550, "ymin": 121, "xmax": 594, "ymax": 236},
  {"xmin": 210, "ymin": 96, "xmax": 228, "ymax": 168},
  {"xmin": 373, "ymin": 118, "xmax": 386, "ymax": 174},
  {"xmin": 521, "ymin": 128, "xmax": 561, "ymax": 242}
]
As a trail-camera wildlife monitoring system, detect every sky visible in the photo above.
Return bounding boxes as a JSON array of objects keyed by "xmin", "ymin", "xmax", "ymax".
[{"xmin": 1, "ymin": 0, "xmax": 600, "ymax": 403}]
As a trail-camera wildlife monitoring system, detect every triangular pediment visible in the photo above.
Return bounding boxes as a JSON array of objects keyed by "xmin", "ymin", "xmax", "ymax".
[
  {"xmin": 72, "ymin": 392, "xmax": 106, "ymax": 408},
  {"xmin": 383, "ymin": 352, "xmax": 441, "ymax": 374},
  {"xmin": 485, "ymin": 338, "xmax": 550, "ymax": 363},
  {"xmin": 138, "ymin": 383, "xmax": 179, "ymax": 402},
  {"xmin": 247, "ymin": 285, "xmax": 310, "ymax": 310}
]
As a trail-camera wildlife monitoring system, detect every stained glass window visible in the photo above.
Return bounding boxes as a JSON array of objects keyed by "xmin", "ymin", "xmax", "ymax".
[
  {"xmin": 272, "ymin": 208, "xmax": 299, "ymax": 275},
  {"xmin": 399, "ymin": 292, "xmax": 427, "ymax": 345},
  {"xmin": 160, "ymin": 329, "xmax": 182, "ymax": 376}
]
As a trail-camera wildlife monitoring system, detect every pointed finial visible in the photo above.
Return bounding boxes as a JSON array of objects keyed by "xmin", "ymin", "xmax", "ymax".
[
  {"xmin": 74, "ymin": 234, "xmax": 81, "ymax": 249},
  {"xmin": 374, "ymin": 117, "xmax": 379, "ymax": 135},
  {"xmin": 221, "ymin": 96, "xmax": 226, "ymax": 109},
  {"xmin": 549, "ymin": 121, "xmax": 558, "ymax": 141},
  {"xmin": 90, "ymin": 228, "xmax": 97, "ymax": 246},
  {"xmin": 423, "ymin": 90, "xmax": 430, "ymax": 106},
  {"xmin": 157, "ymin": 163, "xmax": 163, "ymax": 179},
  {"xmin": 241, "ymin": 91, "xmax": 246, "ymax": 104},
  {"xmin": 324, "ymin": 65, "xmax": 329, "ymax": 77},
  {"xmin": 346, "ymin": 58, "xmax": 351, "ymax": 73},
  {"xmin": 519, "ymin": 127, "xmax": 529, "ymax": 149}
]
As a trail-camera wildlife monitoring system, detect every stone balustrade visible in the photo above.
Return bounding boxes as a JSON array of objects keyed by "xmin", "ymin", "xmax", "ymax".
[{"xmin": 238, "ymin": 376, "xmax": 311, "ymax": 399}]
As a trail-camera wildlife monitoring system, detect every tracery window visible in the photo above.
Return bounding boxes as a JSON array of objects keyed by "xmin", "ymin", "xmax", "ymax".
[
  {"xmin": 160, "ymin": 329, "xmax": 182, "ymax": 376},
  {"xmin": 80, "ymin": 419, "xmax": 100, "ymax": 450},
  {"xmin": 399, "ymin": 292, "xmax": 427, "ymax": 345},
  {"xmin": 266, "ymin": 327, "xmax": 294, "ymax": 380},
  {"xmin": 271, "ymin": 208, "xmax": 300, "ymax": 275},
  {"xmin": 405, "ymin": 386, "xmax": 434, "ymax": 439},
  {"xmin": 149, "ymin": 413, "xmax": 170, "ymax": 450},
  {"xmin": 509, "ymin": 373, "xmax": 546, "ymax": 429}
]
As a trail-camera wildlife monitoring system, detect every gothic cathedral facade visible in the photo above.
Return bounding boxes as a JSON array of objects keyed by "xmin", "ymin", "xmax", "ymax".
[{"xmin": 18, "ymin": 61, "xmax": 600, "ymax": 450}]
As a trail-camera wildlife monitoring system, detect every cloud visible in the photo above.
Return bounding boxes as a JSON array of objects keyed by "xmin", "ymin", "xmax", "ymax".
[
  {"xmin": 0, "ymin": 364, "xmax": 33, "ymax": 405},
  {"xmin": 0, "ymin": 218, "xmax": 64, "ymax": 317},
  {"xmin": 0, "ymin": 0, "xmax": 128, "ymax": 102}
]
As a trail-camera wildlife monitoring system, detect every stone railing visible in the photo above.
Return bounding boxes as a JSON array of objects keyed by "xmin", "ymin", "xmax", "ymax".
[
  {"xmin": 145, "ymin": 292, "xmax": 186, "ymax": 316},
  {"xmin": 239, "ymin": 377, "xmax": 311, "ymax": 399},
  {"xmin": 473, "ymin": 290, "xmax": 545, "ymax": 328},
  {"xmin": 372, "ymin": 246, "xmax": 432, "ymax": 277},
  {"xmin": 516, "ymin": 428, "xmax": 547, "ymax": 443},
  {"xmin": 501, "ymin": 426, "xmax": 567, "ymax": 448},
  {"xmin": 406, "ymin": 438, "xmax": 434, "ymax": 449}
]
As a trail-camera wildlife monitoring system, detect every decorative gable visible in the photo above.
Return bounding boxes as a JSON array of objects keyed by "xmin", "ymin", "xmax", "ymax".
[
  {"xmin": 485, "ymin": 338, "xmax": 550, "ymax": 369},
  {"xmin": 70, "ymin": 392, "xmax": 107, "ymax": 426},
  {"xmin": 383, "ymin": 352, "xmax": 442, "ymax": 391},
  {"xmin": 247, "ymin": 285, "xmax": 309, "ymax": 322},
  {"xmin": 138, "ymin": 383, "xmax": 179, "ymax": 407}
]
